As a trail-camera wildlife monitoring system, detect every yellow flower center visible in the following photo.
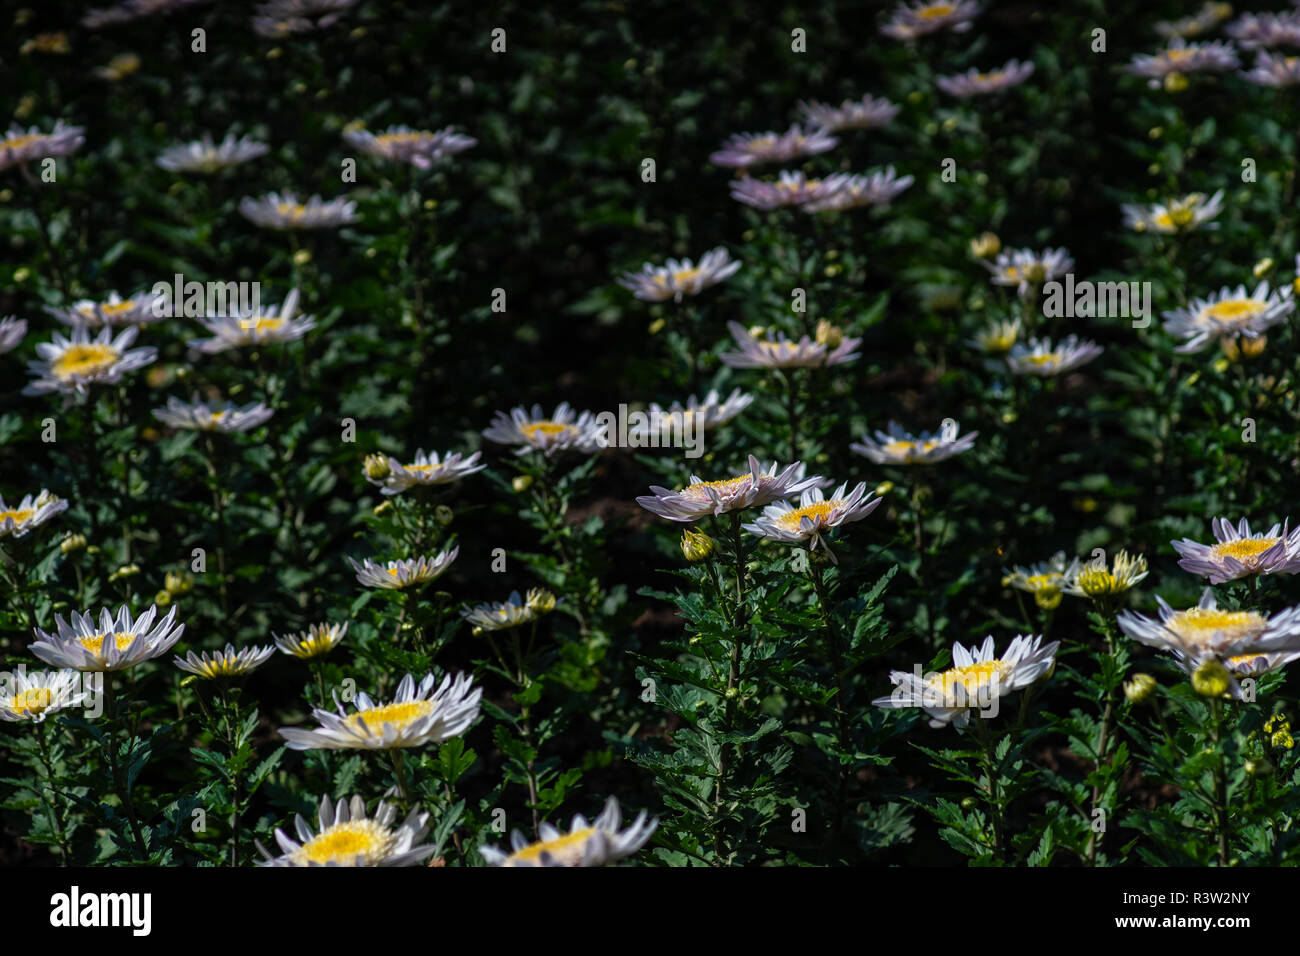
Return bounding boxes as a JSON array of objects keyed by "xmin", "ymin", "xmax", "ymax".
[
  {"xmin": 407, "ymin": 462, "xmax": 444, "ymax": 474},
  {"xmin": 918, "ymin": 2, "xmax": 956, "ymax": 17},
  {"xmin": 345, "ymin": 699, "xmax": 433, "ymax": 734},
  {"xmin": 0, "ymin": 508, "xmax": 35, "ymax": 526},
  {"xmin": 52, "ymin": 343, "xmax": 120, "ymax": 380},
  {"xmin": 682, "ymin": 474, "xmax": 755, "ymax": 499},
  {"xmin": 882, "ymin": 439, "xmax": 940, "ymax": 458},
  {"xmin": 376, "ymin": 132, "xmax": 429, "ymax": 146},
  {"xmin": 778, "ymin": 500, "xmax": 840, "ymax": 530},
  {"xmin": 237, "ymin": 316, "xmax": 285, "ymax": 333},
  {"xmin": 521, "ymin": 420, "xmax": 575, "ymax": 440},
  {"xmin": 508, "ymin": 826, "xmax": 596, "ymax": 864},
  {"xmin": 1022, "ymin": 352, "xmax": 1062, "ymax": 367},
  {"xmin": 10, "ymin": 687, "xmax": 53, "ymax": 716},
  {"xmin": 976, "ymin": 70, "xmax": 1006, "ymax": 83},
  {"xmin": 1165, "ymin": 48, "xmax": 1195, "ymax": 61},
  {"xmin": 929, "ymin": 660, "xmax": 1010, "ymax": 699},
  {"xmin": 1204, "ymin": 299, "xmax": 1265, "ymax": 325},
  {"xmin": 1166, "ymin": 608, "xmax": 1266, "ymax": 645},
  {"xmin": 1211, "ymin": 537, "xmax": 1279, "ymax": 561},
  {"xmin": 1024, "ymin": 572, "xmax": 1062, "ymax": 591},
  {"xmin": 297, "ymin": 821, "xmax": 388, "ymax": 865},
  {"xmin": 2, "ymin": 134, "xmax": 41, "ymax": 151},
  {"xmin": 1078, "ymin": 568, "xmax": 1119, "ymax": 596},
  {"xmin": 80, "ymin": 632, "xmax": 139, "ymax": 655},
  {"xmin": 276, "ymin": 203, "xmax": 307, "ymax": 217}
]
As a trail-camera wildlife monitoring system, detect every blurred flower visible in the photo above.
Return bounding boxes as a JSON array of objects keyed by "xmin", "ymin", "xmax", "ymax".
[
  {"xmin": 1161, "ymin": 282, "xmax": 1293, "ymax": 353},
  {"xmin": 23, "ymin": 326, "xmax": 156, "ymax": 396},
  {"xmin": 1005, "ymin": 335, "xmax": 1103, "ymax": 377},
  {"xmin": 20, "ymin": 32, "xmax": 71, "ymax": 55},
  {"xmin": 174, "ymin": 643, "xmax": 275, "ymax": 679},
  {"xmin": 480, "ymin": 797, "xmax": 656, "ymax": 866},
  {"xmin": 850, "ymin": 420, "xmax": 977, "ymax": 466},
  {"xmin": 936, "ymin": 59, "xmax": 1035, "ymax": 97},
  {"xmin": 636, "ymin": 455, "xmax": 828, "ymax": 522},
  {"xmin": 188, "ymin": 288, "xmax": 317, "ymax": 353},
  {"xmin": 363, "ymin": 454, "xmax": 391, "ymax": 481},
  {"xmin": 157, "ymin": 132, "xmax": 269, "ymax": 173},
  {"xmin": 274, "ymin": 621, "xmax": 348, "ymax": 659},
  {"xmin": 879, "ymin": 0, "xmax": 981, "ymax": 40},
  {"xmin": 95, "ymin": 52, "xmax": 141, "ymax": 81},
  {"xmin": 967, "ymin": 317, "xmax": 1020, "ymax": 355},
  {"xmin": 1123, "ymin": 673, "xmax": 1158, "ymax": 704},
  {"xmin": 60, "ymin": 532, "xmax": 87, "ymax": 555},
  {"xmin": 1243, "ymin": 51, "xmax": 1300, "ymax": 87},
  {"xmin": 1226, "ymin": 10, "xmax": 1300, "ymax": 50},
  {"xmin": 729, "ymin": 170, "xmax": 848, "ymax": 210},
  {"xmin": 83, "ymin": 0, "xmax": 212, "ymax": 29},
  {"xmin": 0, "ymin": 490, "xmax": 66, "ymax": 539},
  {"xmin": 165, "ymin": 570, "xmax": 194, "ymax": 595},
  {"xmin": 1224, "ymin": 648, "xmax": 1300, "ymax": 678},
  {"xmin": 969, "ymin": 232, "xmax": 1001, "ymax": 258},
  {"xmin": 0, "ymin": 669, "xmax": 86, "ymax": 723},
  {"xmin": 1062, "ymin": 550, "xmax": 1149, "ymax": 599},
  {"xmin": 0, "ymin": 316, "xmax": 27, "ymax": 353},
  {"xmin": 30, "ymin": 605, "xmax": 185, "ymax": 672},
  {"xmin": 617, "ymin": 247, "xmax": 741, "ymax": 302},
  {"xmin": 512, "ymin": 475, "xmax": 533, "ymax": 493},
  {"xmin": 348, "ymin": 549, "xmax": 458, "ymax": 589},
  {"xmin": 709, "ymin": 125, "xmax": 838, "ymax": 168},
  {"xmin": 483, "ymin": 402, "xmax": 606, "ymax": 457},
  {"xmin": 342, "ymin": 124, "xmax": 476, "ymax": 169},
  {"xmin": 1126, "ymin": 38, "xmax": 1239, "ymax": 87},
  {"xmin": 1121, "ymin": 190, "xmax": 1223, "ymax": 233},
  {"xmin": 984, "ymin": 247, "xmax": 1074, "ymax": 296},
  {"xmin": 1191, "ymin": 660, "xmax": 1232, "ymax": 697},
  {"xmin": 252, "ymin": 0, "xmax": 358, "ymax": 36},
  {"xmin": 1155, "ymin": 3, "xmax": 1233, "ymax": 39},
  {"xmin": 796, "ymin": 93, "xmax": 899, "ymax": 132},
  {"xmin": 239, "ymin": 191, "xmax": 358, "ymax": 230},
  {"xmin": 365, "ymin": 449, "xmax": 486, "ymax": 495},
  {"xmin": 153, "ymin": 396, "xmax": 274, "ymax": 433},
  {"xmin": 257, "ymin": 794, "xmax": 434, "ymax": 867},
  {"xmin": 680, "ymin": 528, "xmax": 715, "ymax": 562},
  {"xmin": 719, "ymin": 320, "xmax": 860, "ymax": 369},
  {"xmin": 1172, "ymin": 516, "xmax": 1300, "ymax": 584},
  {"xmin": 743, "ymin": 482, "xmax": 881, "ymax": 563},
  {"xmin": 0, "ymin": 120, "xmax": 84, "ymax": 173},
  {"xmin": 48, "ymin": 291, "xmax": 165, "ymax": 329},
  {"xmin": 462, "ymin": 588, "xmax": 556, "ymax": 633},
  {"xmin": 633, "ymin": 388, "xmax": 754, "ymax": 444},
  {"xmin": 802, "ymin": 166, "xmax": 914, "ymax": 212},
  {"xmin": 1002, "ymin": 552, "xmax": 1075, "ymax": 609}
]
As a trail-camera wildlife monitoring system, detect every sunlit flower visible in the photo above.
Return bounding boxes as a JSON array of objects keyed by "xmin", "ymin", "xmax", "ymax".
[
  {"xmin": 632, "ymin": 388, "xmax": 754, "ymax": 443},
  {"xmin": 480, "ymin": 797, "xmax": 656, "ymax": 867},
  {"xmin": 0, "ymin": 120, "xmax": 84, "ymax": 173},
  {"xmin": 802, "ymin": 166, "xmax": 914, "ymax": 212},
  {"xmin": 1002, "ymin": 552, "xmax": 1076, "ymax": 609},
  {"xmin": 1243, "ymin": 51, "xmax": 1300, "ymax": 87},
  {"xmin": 729, "ymin": 170, "xmax": 849, "ymax": 211},
  {"xmin": 257, "ymin": 794, "xmax": 435, "ymax": 866},
  {"xmin": 636, "ymin": 455, "xmax": 828, "ymax": 522},
  {"xmin": 342, "ymin": 124, "xmax": 476, "ymax": 169},
  {"xmin": 967, "ymin": 317, "xmax": 1020, "ymax": 355},
  {"xmin": 48, "ymin": 291, "xmax": 165, "ymax": 329},
  {"xmin": 30, "ymin": 605, "xmax": 185, "ymax": 672},
  {"xmin": 23, "ymin": 325, "xmax": 156, "ymax": 397},
  {"xmin": 880, "ymin": 0, "xmax": 981, "ymax": 40},
  {"xmin": 1155, "ymin": 2, "xmax": 1233, "ymax": 39},
  {"xmin": 174, "ymin": 643, "xmax": 275, "ymax": 679},
  {"xmin": 1161, "ymin": 282, "xmax": 1294, "ymax": 353},
  {"xmin": 743, "ymin": 482, "xmax": 881, "ymax": 563},
  {"xmin": 1121, "ymin": 190, "xmax": 1223, "ymax": 234},
  {"xmin": 1173, "ymin": 516, "xmax": 1300, "ymax": 584},
  {"xmin": 1226, "ymin": 11, "xmax": 1300, "ymax": 50},
  {"xmin": 850, "ymin": 420, "xmax": 977, "ymax": 466},
  {"xmin": 461, "ymin": 588, "xmax": 556, "ymax": 633},
  {"xmin": 483, "ymin": 402, "xmax": 606, "ymax": 457},
  {"xmin": 796, "ymin": 94, "xmax": 899, "ymax": 132},
  {"xmin": 709, "ymin": 125, "xmax": 838, "ymax": 168},
  {"xmin": 719, "ymin": 321, "xmax": 860, "ymax": 369},
  {"xmin": 157, "ymin": 132, "xmax": 269, "ymax": 173},
  {"xmin": 680, "ymin": 528, "xmax": 714, "ymax": 562},
  {"xmin": 936, "ymin": 59, "xmax": 1035, "ymax": 97},
  {"xmin": 365, "ymin": 448, "xmax": 485, "ymax": 495},
  {"xmin": 0, "ymin": 669, "xmax": 87, "ymax": 723},
  {"xmin": 348, "ymin": 548, "xmax": 458, "ymax": 590},
  {"xmin": 153, "ymin": 396, "xmax": 274, "ymax": 433},
  {"xmin": 239, "ymin": 191, "xmax": 358, "ymax": 230},
  {"xmin": 279, "ymin": 671, "xmax": 481, "ymax": 751},
  {"xmin": 984, "ymin": 247, "xmax": 1074, "ymax": 296},
  {"xmin": 1062, "ymin": 550, "xmax": 1149, "ymax": 600},
  {"xmin": 274, "ymin": 621, "xmax": 348, "ymax": 659},
  {"xmin": 617, "ymin": 247, "xmax": 741, "ymax": 302},
  {"xmin": 0, "ymin": 316, "xmax": 27, "ymax": 353},
  {"xmin": 873, "ymin": 634, "xmax": 1058, "ymax": 729},
  {"xmin": 1126, "ymin": 38, "xmax": 1239, "ymax": 86},
  {"xmin": 188, "ymin": 288, "xmax": 317, "ymax": 353},
  {"xmin": 1005, "ymin": 335, "xmax": 1103, "ymax": 377},
  {"xmin": 0, "ymin": 490, "xmax": 68, "ymax": 538}
]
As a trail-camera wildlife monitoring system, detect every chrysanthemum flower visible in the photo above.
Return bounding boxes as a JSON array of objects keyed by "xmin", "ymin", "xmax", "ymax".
[
  {"xmin": 153, "ymin": 396, "xmax": 274, "ymax": 433},
  {"xmin": 743, "ymin": 482, "xmax": 881, "ymax": 563},
  {"xmin": 1243, "ymin": 50, "xmax": 1300, "ymax": 86},
  {"xmin": 187, "ymin": 288, "xmax": 317, "ymax": 354},
  {"xmin": 637, "ymin": 455, "xmax": 828, "ymax": 523},
  {"xmin": 879, "ymin": 0, "xmax": 981, "ymax": 39},
  {"xmin": 1223, "ymin": 648, "xmax": 1300, "ymax": 678},
  {"xmin": 257, "ymin": 794, "xmax": 435, "ymax": 867},
  {"xmin": 1005, "ymin": 335, "xmax": 1103, "ymax": 377},
  {"xmin": 342, "ymin": 124, "xmax": 476, "ymax": 169},
  {"xmin": 1226, "ymin": 11, "xmax": 1300, "ymax": 50},
  {"xmin": 365, "ymin": 448, "xmax": 485, "ymax": 495},
  {"xmin": 1161, "ymin": 282, "xmax": 1294, "ymax": 353},
  {"xmin": 1121, "ymin": 190, "xmax": 1224, "ymax": 234},
  {"xmin": 30, "ymin": 605, "xmax": 185, "ymax": 672},
  {"xmin": 279, "ymin": 671, "xmax": 481, "ymax": 751},
  {"xmin": 251, "ymin": 0, "xmax": 357, "ymax": 35},
  {"xmin": 461, "ymin": 588, "xmax": 557, "ymax": 633},
  {"xmin": 483, "ymin": 402, "xmax": 606, "ymax": 457},
  {"xmin": 719, "ymin": 321, "xmax": 860, "ymax": 369},
  {"xmin": 936, "ymin": 59, "xmax": 1035, "ymax": 97},
  {"xmin": 83, "ymin": 0, "xmax": 211, "ymax": 29},
  {"xmin": 1126, "ymin": 38, "xmax": 1240, "ymax": 86},
  {"xmin": 617, "ymin": 247, "xmax": 741, "ymax": 302},
  {"xmin": 348, "ymin": 548, "xmax": 458, "ymax": 590},
  {"xmin": 157, "ymin": 132, "xmax": 269, "ymax": 173},
  {"xmin": 1002, "ymin": 552, "xmax": 1075, "ymax": 609},
  {"xmin": 0, "ymin": 669, "xmax": 87, "ymax": 723},
  {"xmin": 0, "ymin": 120, "xmax": 84, "ymax": 173},
  {"xmin": 984, "ymin": 247, "xmax": 1074, "ymax": 297},
  {"xmin": 850, "ymin": 420, "xmax": 977, "ymax": 466},
  {"xmin": 1155, "ymin": 2, "xmax": 1233, "ymax": 39},
  {"xmin": 23, "ymin": 326, "xmax": 156, "ymax": 396},
  {"xmin": 480, "ymin": 797, "xmax": 657, "ymax": 867},
  {"xmin": 1062, "ymin": 550, "xmax": 1149, "ymax": 599},
  {"xmin": 872, "ymin": 635, "xmax": 1058, "ymax": 729},
  {"xmin": 801, "ymin": 166, "xmax": 914, "ymax": 213},
  {"xmin": 0, "ymin": 490, "xmax": 68, "ymax": 538},
  {"xmin": 0, "ymin": 316, "xmax": 27, "ymax": 353},
  {"xmin": 48, "ymin": 291, "xmax": 164, "ymax": 329},
  {"xmin": 796, "ymin": 94, "xmax": 899, "ymax": 132},
  {"xmin": 1172, "ymin": 516, "xmax": 1300, "ymax": 584},
  {"xmin": 967, "ymin": 317, "xmax": 1020, "ymax": 355},
  {"xmin": 632, "ymin": 388, "xmax": 754, "ymax": 444},
  {"xmin": 274, "ymin": 621, "xmax": 348, "ymax": 659},
  {"xmin": 729, "ymin": 170, "xmax": 849, "ymax": 211},
  {"xmin": 709, "ymin": 125, "xmax": 838, "ymax": 168},
  {"xmin": 238, "ymin": 191, "xmax": 358, "ymax": 230},
  {"xmin": 174, "ymin": 643, "xmax": 275, "ymax": 679}
]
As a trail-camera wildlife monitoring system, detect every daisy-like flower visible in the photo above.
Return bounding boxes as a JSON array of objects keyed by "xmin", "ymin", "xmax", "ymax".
[
  {"xmin": 83, "ymin": 0, "xmax": 211, "ymax": 29},
  {"xmin": 274, "ymin": 621, "xmax": 348, "ymax": 660},
  {"xmin": 617, "ymin": 247, "xmax": 741, "ymax": 302},
  {"xmin": 1172, "ymin": 517, "xmax": 1300, "ymax": 584},
  {"xmin": 48, "ymin": 291, "xmax": 164, "ymax": 329},
  {"xmin": 729, "ymin": 170, "xmax": 849, "ymax": 211},
  {"xmin": 872, "ymin": 635, "xmax": 1059, "ymax": 729},
  {"xmin": 984, "ymin": 246, "xmax": 1074, "ymax": 297},
  {"xmin": 30, "ymin": 605, "xmax": 185, "ymax": 672},
  {"xmin": 1243, "ymin": 50, "xmax": 1300, "ymax": 86},
  {"xmin": 1002, "ymin": 552, "xmax": 1076, "ymax": 610},
  {"xmin": 348, "ymin": 548, "xmax": 459, "ymax": 590},
  {"xmin": 482, "ymin": 402, "xmax": 606, "ymax": 458},
  {"xmin": 1226, "ymin": 11, "xmax": 1300, "ymax": 50},
  {"xmin": 480, "ymin": 797, "xmax": 656, "ymax": 867},
  {"xmin": 1126, "ymin": 38, "xmax": 1240, "ymax": 86},
  {"xmin": 238, "ymin": 191, "xmax": 358, "ymax": 230},
  {"xmin": 632, "ymin": 388, "xmax": 754, "ymax": 443},
  {"xmin": 342, "ymin": 124, "xmax": 476, "ymax": 170},
  {"xmin": 967, "ymin": 317, "xmax": 1020, "ymax": 355},
  {"xmin": 801, "ymin": 166, "xmax": 914, "ymax": 213},
  {"xmin": 460, "ymin": 588, "xmax": 557, "ymax": 633},
  {"xmin": 366, "ymin": 449, "xmax": 485, "ymax": 495},
  {"xmin": 1161, "ymin": 282, "xmax": 1294, "ymax": 353},
  {"xmin": 153, "ymin": 396, "xmax": 274, "ymax": 433},
  {"xmin": 636, "ymin": 454, "xmax": 828, "ymax": 523},
  {"xmin": 251, "ymin": 0, "xmax": 357, "ymax": 36},
  {"xmin": 257, "ymin": 794, "xmax": 435, "ymax": 867},
  {"xmin": 1005, "ymin": 335, "xmax": 1104, "ymax": 377},
  {"xmin": 710, "ymin": 125, "xmax": 838, "ymax": 169},
  {"xmin": 1117, "ymin": 588, "xmax": 1300, "ymax": 681},
  {"xmin": 719, "ymin": 321, "xmax": 861, "ymax": 369},
  {"xmin": 850, "ymin": 420, "xmax": 977, "ymax": 466},
  {"xmin": 743, "ymin": 482, "xmax": 881, "ymax": 563},
  {"xmin": 1223, "ymin": 648, "xmax": 1300, "ymax": 678},
  {"xmin": 23, "ymin": 326, "xmax": 156, "ymax": 397},
  {"xmin": 1156, "ymin": 2, "xmax": 1233, "ymax": 39},
  {"xmin": 879, "ymin": 0, "xmax": 981, "ymax": 39},
  {"xmin": 0, "ymin": 490, "xmax": 68, "ymax": 538},
  {"xmin": 796, "ymin": 94, "xmax": 899, "ymax": 132},
  {"xmin": 0, "ymin": 120, "xmax": 84, "ymax": 173},
  {"xmin": 1062, "ymin": 550, "xmax": 1149, "ymax": 600},
  {"xmin": 174, "ymin": 643, "xmax": 275, "ymax": 679},
  {"xmin": 0, "ymin": 669, "xmax": 87, "ymax": 723},
  {"xmin": 156, "ymin": 132, "xmax": 269, "ymax": 174},
  {"xmin": 1121, "ymin": 190, "xmax": 1224, "ymax": 234},
  {"xmin": 187, "ymin": 288, "xmax": 317, "ymax": 354},
  {"xmin": 936, "ymin": 59, "xmax": 1035, "ymax": 97},
  {"xmin": 279, "ymin": 671, "xmax": 481, "ymax": 751},
  {"xmin": 0, "ymin": 316, "xmax": 27, "ymax": 353}
]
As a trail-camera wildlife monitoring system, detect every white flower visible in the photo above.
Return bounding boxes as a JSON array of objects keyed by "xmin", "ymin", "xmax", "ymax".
[
  {"xmin": 710, "ymin": 125, "xmax": 838, "ymax": 168},
  {"xmin": 617, "ymin": 247, "xmax": 741, "ymax": 302},
  {"xmin": 187, "ymin": 288, "xmax": 317, "ymax": 354},
  {"xmin": 1172, "ymin": 517, "xmax": 1300, "ymax": 584},
  {"xmin": 274, "ymin": 622, "xmax": 348, "ymax": 659},
  {"xmin": 632, "ymin": 388, "xmax": 753, "ymax": 443},
  {"xmin": 367, "ymin": 449, "xmax": 486, "ymax": 495},
  {"xmin": 1121, "ymin": 190, "xmax": 1224, "ymax": 234},
  {"xmin": 796, "ymin": 94, "xmax": 899, "ymax": 132},
  {"xmin": 1243, "ymin": 51, "xmax": 1300, "ymax": 87},
  {"xmin": 636, "ymin": 454, "xmax": 828, "ymax": 522},
  {"xmin": 174, "ymin": 643, "xmax": 275, "ymax": 679},
  {"xmin": 0, "ymin": 316, "xmax": 27, "ymax": 353},
  {"xmin": 0, "ymin": 121, "xmax": 84, "ymax": 173},
  {"xmin": 482, "ymin": 402, "xmax": 606, "ymax": 457},
  {"xmin": 0, "ymin": 669, "xmax": 87, "ymax": 723},
  {"xmin": 279, "ymin": 672, "xmax": 481, "ymax": 751},
  {"xmin": 1061, "ymin": 550, "xmax": 1149, "ymax": 598},
  {"xmin": 157, "ymin": 132, "xmax": 269, "ymax": 173},
  {"xmin": 0, "ymin": 490, "xmax": 68, "ymax": 538},
  {"xmin": 850, "ymin": 420, "xmax": 977, "ymax": 465},
  {"xmin": 719, "ymin": 321, "xmax": 860, "ymax": 369},
  {"xmin": 984, "ymin": 247, "xmax": 1074, "ymax": 296},
  {"xmin": 729, "ymin": 170, "xmax": 851, "ymax": 211},
  {"xmin": 936, "ymin": 59, "xmax": 1035, "ymax": 97},
  {"xmin": 1155, "ymin": 3, "xmax": 1233, "ymax": 40},
  {"xmin": 480, "ymin": 797, "xmax": 656, "ymax": 866},
  {"xmin": 257, "ymin": 794, "xmax": 436, "ymax": 867},
  {"xmin": 348, "ymin": 549, "xmax": 458, "ymax": 590},
  {"xmin": 30, "ymin": 605, "xmax": 185, "ymax": 673},
  {"xmin": 1002, "ymin": 552, "xmax": 1075, "ymax": 608},
  {"xmin": 48, "ymin": 291, "xmax": 165, "ymax": 329},
  {"xmin": 1005, "ymin": 335, "xmax": 1103, "ymax": 377},
  {"xmin": 1226, "ymin": 11, "xmax": 1300, "ymax": 50},
  {"xmin": 743, "ymin": 482, "xmax": 881, "ymax": 562},
  {"xmin": 342, "ymin": 124, "xmax": 476, "ymax": 169},
  {"xmin": 1161, "ymin": 282, "xmax": 1294, "ymax": 353},
  {"xmin": 23, "ymin": 326, "xmax": 156, "ymax": 396},
  {"xmin": 461, "ymin": 589, "xmax": 556, "ymax": 633},
  {"xmin": 801, "ymin": 166, "xmax": 914, "ymax": 213},
  {"xmin": 153, "ymin": 396, "xmax": 274, "ymax": 433},
  {"xmin": 1126, "ymin": 38, "xmax": 1240, "ymax": 84},
  {"xmin": 879, "ymin": 0, "xmax": 981, "ymax": 40},
  {"xmin": 238, "ymin": 191, "xmax": 358, "ymax": 230},
  {"xmin": 252, "ymin": 0, "xmax": 357, "ymax": 35}
]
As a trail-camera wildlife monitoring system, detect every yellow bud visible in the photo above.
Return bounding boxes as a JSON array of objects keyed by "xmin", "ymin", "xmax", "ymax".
[
  {"xmin": 423, "ymin": 199, "xmax": 437, "ymax": 211},
  {"xmin": 873, "ymin": 481, "xmax": 894, "ymax": 497},
  {"xmin": 1124, "ymin": 673, "xmax": 1158, "ymax": 704},
  {"xmin": 1033, "ymin": 587, "xmax": 1062, "ymax": 610},
  {"xmin": 60, "ymin": 533, "xmax": 87, "ymax": 555},
  {"xmin": 815, "ymin": 319, "xmax": 843, "ymax": 349},
  {"xmin": 970, "ymin": 232, "xmax": 1001, "ymax": 259},
  {"xmin": 1191, "ymin": 660, "xmax": 1231, "ymax": 698},
  {"xmin": 1253, "ymin": 257, "xmax": 1274, "ymax": 278},
  {"xmin": 1240, "ymin": 334, "xmax": 1267, "ymax": 359},
  {"xmin": 1163, "ymin": 71, "xmax": 1189, "ymax": 93},
  {"xmin": 363, "ymin": 454, "xmax": 391, "ymax": 480},
  {"xmin": 292, "ymin": 249, "xmax": 312, "ymax": 266},
  {"xmin": 155, "ymin": 590, "xmax": 172, "ymax": 607},
  {"xmin": 266, "ymin": 47, "xmax": 283, "ymax": 59},
  {"xmin": 13, "ymin": 267, "xmax": 30, "ymax": 283},
  {"xmin": 1148, "ymin": 126, "xmax": 1163, "ymax": 139},
  {"xmin": 680, "ymin": 527, "xmax": 715, "ymax": 562},
  {"xmin": 372, "ymin": 500, "xmax": 392, "ymax": 516},
  {"xmin": 1272, "ymin": 730, "xmax": 1295, "ymax": 750},
  {"xmin": 648, "ymin": 317, "xmax": 665, "ymax": 335},
  {"xmin": 1212, "ymin": 357, "xmax": 1230, "ymax": 374},
  {"xmin": 434, "ymin": 505, "xmax": 454, "ymax": 526},
  {"xmin": 512, "ymin": 475, "xmax": 533, "ymax": 493},
  {"xmin": 526, "ymin": 588, "xmax": 557, "ymax": 613},
  {"xmin": 1219, "ymin": 336, "xmax": 1241, "ymax": 363},
  {"xmin": 165, "ymin": 570, "xmax": 194, "ymax": 595}
]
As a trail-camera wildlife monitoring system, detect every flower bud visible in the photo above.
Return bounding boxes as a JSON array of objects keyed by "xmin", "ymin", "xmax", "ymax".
[
  {"xmin": 1163, "ymin": 71, "xmax": 1189, "ymax": 93},
  {"xmin": 155, "ymin": 590, "xmax": 172, "ymax": 607},
  {"xmin": 434, "ymin": 505, "xmax": 454, "ymax": 526},
  {"xmin": 60, "ymin": 533, "xmax": 87, "ymax": 555},
  {"xmin": 512, "ymin": 475, "xmax": 533, "ymax": 493},
  {"xmin": 970, "ymin": 232, "xmax": 1000, "ymax": 259},
  {"xmin": 814, "ymin": 319, "xmax": 843, "ymax": 349},
  {"xmin": 526, "ymin": 588, "xmax": 557, "ymax": 614},
  {"xmin": 165, "ymin": 570, "xmax": 194, "ymax": 595},
  {"xmin": 1253, "ymin": 257, "xmax": 1274, "ymax": 279},
  {"xmin": 1191, "ymin": 660, "xmax": 1231, "ymax": 698},
  {"xmin": 1033, "ymin": 586, "xmax": 1062, "ymax": 610},
  {"xmin": 1124, "ymin": 673, "xmax": 1157, "ymax": 704},
  {"xmin": 363, "ymin": 454, "xmax": 391, "ymax": 480},
  {"xmin": 680, "ymin": 528, "xmax": 714, "ymax": 562}
]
